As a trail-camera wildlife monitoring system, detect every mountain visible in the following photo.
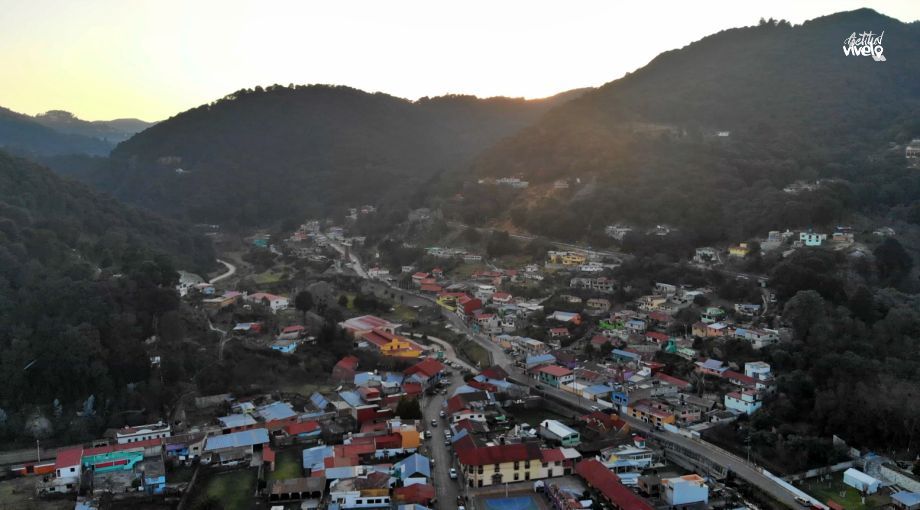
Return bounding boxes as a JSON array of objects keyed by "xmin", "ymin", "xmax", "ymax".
[
  {"xmin": 80, "ymin": 84, "xmax": 588, "ymax": 225},
  {"xmin": 33, "ymin": 110, "xmax": 154, "ymax": 143},
  {"xmin": 0, "ymin": 150, "xmax": 215, "ymax": 434},
  {"xmin": 459, "ymin": 9, "xmax": 920, "ymax": 243},
  {"xmin": 0, "ymin": 106, "xmax": 114, "ymax": 157}
]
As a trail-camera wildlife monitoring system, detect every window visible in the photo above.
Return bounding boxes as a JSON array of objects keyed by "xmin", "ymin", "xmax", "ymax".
[
  {"xmin": 525, "ymin": 472, "xmax": 530, "ymax": 480},
  {"xmin": 494, "ymin": 464, "xmax": 499, "ymax": 472},
  {"xmin": 541, "ymin": 462, "xmax": 548, "ymax": 468},
  {"xmin": 70, "ymin": 467, "xmax": 75, "ymax": 472},
  {"xmin": 514, "ymin": 473, "xmax": 519, "ymax": 481},
  {"xmin": 513, "ymin": 461, "xmax": 519, "ymax": 470}
]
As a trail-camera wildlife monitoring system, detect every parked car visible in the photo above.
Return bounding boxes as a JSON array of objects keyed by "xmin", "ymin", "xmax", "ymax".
[
  {"xmin": 449, "ymin": 468, "xmax": 457, "ymax": 479},
  {"xmin": 430, "ymin": 419, "xmax": 438, "ymax": 427},
  {"xmin": 439, "ymin": 410, "xmax": 446, "ymax": 418}
]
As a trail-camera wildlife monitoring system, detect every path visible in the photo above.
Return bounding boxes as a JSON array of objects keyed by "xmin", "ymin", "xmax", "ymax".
[{"xmin": 209, "ymin": 259, "xmax": 236, "ymax": 284}]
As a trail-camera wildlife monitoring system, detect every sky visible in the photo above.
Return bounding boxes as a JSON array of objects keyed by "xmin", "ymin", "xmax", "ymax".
[{"xmin": 1, "ymin": 0, "xmax": 918, "ymax": 121}]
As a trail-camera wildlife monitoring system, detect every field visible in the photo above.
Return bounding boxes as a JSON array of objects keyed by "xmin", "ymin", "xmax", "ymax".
[
  {"xmin": 455, "ymin": 337, "xmax": 492, "ymax": 368},
  {"xmin": 268, "ymin": 448, "xmax": 304, "ymax": 481},
  {"xmin": 505, "ymin": 405, "xmax": 570, "ymax": 427},
  {"xmin": 0, "ymin": 477, "xmax": 72, "ymax": 510},
  {"xmin": 801, "ymin": 474, "xmax": 890, "ymax": 510},
  {"xmin": 194, "ymin": 469, "xmax": 257, "ymax": 510}
]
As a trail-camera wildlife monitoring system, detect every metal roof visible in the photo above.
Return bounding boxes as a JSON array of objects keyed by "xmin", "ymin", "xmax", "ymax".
[
  {"xmin": 257, "ymin": 402, "xmax": 297, "ymax": 422},
  {"xmin": 218, "ymin": 414, "xmax": 257, "ymax": 429},
  {"xmin": 204, "ymin": 428, "xmax": 269, "ymax": 451}
]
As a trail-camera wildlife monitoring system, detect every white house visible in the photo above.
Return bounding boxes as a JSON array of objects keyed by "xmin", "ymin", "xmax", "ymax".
[
  {"xmin": 115, "ymin": 421, "xmax": 171, "ymax": 444},
  {"xmin": 662, "ymin": 474, "xmax": 709, "ymax": 506},
  {"xmin": 246, "ymin": 292, "xmax": 289, "ymax": 313},
  {"xmin": 724, "ymin": 390, "xmax": 762, "ymax": 415}
]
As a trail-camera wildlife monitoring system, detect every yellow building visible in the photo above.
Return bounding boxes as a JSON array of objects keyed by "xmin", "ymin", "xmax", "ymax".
[
  {"xmin": 548, "ymin": 251, "xmax": 588, "ymax": 266},
  {"xmin": 361, "ymin": 329, "xmax": 424, "ymax": 358},
  {"xmin": 728, "ymin": 243, "xmax": 750, "ymax": 257},
  {"xmin": 627, "ymin": 401, "xmax": 676, "ymax": 427}
]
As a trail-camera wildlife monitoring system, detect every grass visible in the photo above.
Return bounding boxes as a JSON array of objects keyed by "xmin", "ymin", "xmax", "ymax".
[
  {"xmin": 278, "ymin": 381, "xmax": 329, "ymax": 397},
  {"xmin": 505, "ymin": 406, "xmax": 569, "ymax": 427},
  {"xmin": 253, "ymin": 269, "xmax": 285, "ymax": 284},
  {"xmin": 268, "ymin": 448, "xmax": 304, "ymax": 481},
  {"xmin": 392, "ymin": 304, "xmax": 418, "ymax": 322},
  {"xmin": 802, "ymin": 474, "xmax": 890, "ymax": 509},
  {"xmin": 456, "ymin": 337, "xmax": 492, "ymax": 368},
  {"xmin": 196, "ymin": 469, "xmax": 257, "ymax": 510}
]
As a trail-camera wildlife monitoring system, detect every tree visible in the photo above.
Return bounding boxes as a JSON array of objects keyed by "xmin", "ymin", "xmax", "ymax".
[
  {"xmin": 874, "ymin": 238, "xmax": 912, "ymax": 281},
  {"xmin": 294, "ymin": 290, "xmax": 314, "ymax": 323},
  {"xmin": 395, "ymin": 397, "xmax": 422, "ymax": 420},
  {"xmin": 783, "ymin": 290, "xmax": 826, "ymax": 341},
  {"xmin": 337, "ymin": 295, "xmax": 349, "ymax": 308}
]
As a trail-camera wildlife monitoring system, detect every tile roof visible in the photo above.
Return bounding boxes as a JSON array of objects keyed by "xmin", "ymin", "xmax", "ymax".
[
  {"xmin": 576, "ymin": 459, "xmax": 654, "ymax": 510},
  {"xmin": 54, "ymin": 447, "xmax": 83, "ymax": 469},
  {"xmin": 456, "ymin": 442, "xmax": 542, "ymax": 466},
  {"xmin": 536, "ymin": 365, "xmax": 573, "ymax": 377}
]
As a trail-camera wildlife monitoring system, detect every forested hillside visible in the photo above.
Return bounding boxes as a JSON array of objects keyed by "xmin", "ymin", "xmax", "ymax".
[
  {"xmin": 75, "ymin": 85, "xmax": 586, "ymax": 226},
  {"xmin": 454, "ymin": 9, "xmax": 920, "ymax": 244},
  {"xmin": 33, "ymin": 110, "xmax": 153, "ymax": 143},
  {"xmin": 0, "ymin": 106, "xmax": 113, "ymax": 157},
  {"xmin": 0, "ymin": 151, "xmax": 215, "ymax": 442}
]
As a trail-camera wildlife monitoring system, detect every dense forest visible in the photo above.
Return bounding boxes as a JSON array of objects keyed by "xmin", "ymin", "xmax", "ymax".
[
  {"xmin": 0, "ymin": 151, "xmax": 215, "ymax": 443},
  {"xmin": 448, "ymin": 9, "xmax": 920, "ymax": 243},
  {"xmin": 59, "ymin": 85, "xmax": 587, "ymax": 227}
]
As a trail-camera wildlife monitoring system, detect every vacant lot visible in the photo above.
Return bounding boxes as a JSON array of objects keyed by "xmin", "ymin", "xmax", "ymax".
[
  {"xmin": 268, "ymin": 448, "xmax": 304, "ymax": 481},
  {"xmin": 802, "ymin": 474, "xmax": 890, "ymax": 510},
  {"xmin": 194, "ymin": 468, "xmax": 257, "ymax": 510},
  {"xmin": 0, "ymin": 477, "xmax": 72, "ymax": 510}
]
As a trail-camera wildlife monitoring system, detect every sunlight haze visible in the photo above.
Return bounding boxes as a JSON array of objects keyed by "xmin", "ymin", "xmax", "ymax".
[{"xmin": 1, "ymin": 0, "xmax": 918, "ymax": 121}]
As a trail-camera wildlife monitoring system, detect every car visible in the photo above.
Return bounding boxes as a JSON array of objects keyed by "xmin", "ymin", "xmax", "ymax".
[
  {"xmin": 440, "ymin": 389, "xmax": 448, "ymax": 395},
  {"xmin": 794, "ymin": 497, "xmax": 811, "ymax": 507},
  {"xmin": 439, "ymin": 410, "xmax": 446, "ymax": 418},
  {"xmin": 449, "ymin": 468, "xmax": 458, "ymax": 479},
  {"xmin": 430, "ymin": 419, "xmax": 438, "ymax": 427},
  {"xmin": 444, "ymin": 439, "xmax": 451, "ymax": 446}
]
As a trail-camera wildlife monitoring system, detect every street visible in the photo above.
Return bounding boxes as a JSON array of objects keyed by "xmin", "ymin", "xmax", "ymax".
[{"xmin": 420, "ymin": 365, "xmax": 466, "ymax": 509}]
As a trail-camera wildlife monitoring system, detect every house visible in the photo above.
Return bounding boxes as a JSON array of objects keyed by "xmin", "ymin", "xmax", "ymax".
[
  {"xmin": 693, "ymin": 247, "xmax": 720, "ymax": 265},
  {"xmin": 394, "ymin": 453, "xmax": 431, "ymax": 483},
  {"xmin": 114, "ymin": 422, "xmax": 171, "ymax": 444},
  {"xmin": 548, "ymin": 251, "xmax": 587, "ymax": 266},
  {"xmin": 271, "ymin": 338, "xmax": 299, "ymax": 353},
  {"xmin": 473, "ymin": 312, "xmax": 500, "ymax": 333},
  {"xmin": 392, "ymin": 484, "xmax": 436, "ymax": 506},
  {"xmin": 600, "ymin": 441, "xmax": 655, "ymax": 473},
  {"xmin": 734, "ymin": 303, "xmax": 762, "ymax": 315},
  {"xmin": 341, "ymin": 315, "xmax": 400, "ymax": 337},
  {"xmin": 724, "ymin": 390, "xmax": 762, "ymax": 415},
  {"xmin": 404, "ymin": 358, "xmax": 444, "ymax": 389},
  {"xmin": 533, "ymin": 365, "xmax": 575, "ymax": 388},
  {"xmin": 696, "ymin": 359, "xmax": 728, "ymax": 377},
  {"xmin": 645, "ymin": 331, "xmax": 670, "ymax": 345},
  {"xmin": 800, "ymin": 231, "xmax": 827, "ymax": 247},
  {"xmin": 627, "ymin": 400, "xmax": 676, "ymax": 427},
  {"xmin": 539, "ymin": 420, "xmax": 580, "ymax": 447},
  {"xmin": 45, "ymin": 447, "xmax": 83, "ymax": 494},
  {"xmin": 328, "ymin": 472, "xmax": 392, "ymax": 508},
  {"xmin": 218, "ymin": 414, "xmax": 258, "ymax": 433},
  {"xmin": 411, "ymin": 272, "xmax": 430, "ymax": 285},
  {"xmin": 203, "ymin": 428, "xmax": 270, "ymax": 465},
  {"xmin": 575, "ymin": 459, "xmax": 654, "ymax": 510},
  {"xmin": 892, "ymin": 492, "xmax": 920, "ymax": 510},
  {"xmin": 548, "ymin": 311, "xmax": 581, "ymax": 324},
  {"xmin": 605, "ymin": 225, "xmax": 633, "ymax": 240},
  {"xmin": 611, "ymin": 349, "xmax": 641, "ymax": 364},
  {"xmin": 734, "ymin": 327, "xmax": 779, "ymax": 348},
  {"xmin": 729, "ymin": 243, "xmax": 751, "ymax": 257},
  {"xmin": 457, "ymin": 295, "xmax": 483, "ymax": 320},
  {"xmin": 548, "ymin": 327, "xmax": 569, "ymax": 339},
  {"xmin": 586, "ymin": 298, "xmax": 611, "ymax": 311},
  {"xmin": 279, "ymin": 325, "xmax": 306, "ymax": 339},
  {"xmin": 842, "ymin": 468, "xmax": 881, "ymax": 494},
  {"xmin": 700, "ymin": 307, "xmax": 726, "ymax": 324},
  {"xmin": 693, "ymin": 321, "xmax": 726, "ymax": 338},
  {"xmin": 491, "ymin": 292, "xmax": 513, "ymax": 305},
  {"xmin": 285, "ymin": 421, "xmax": 322, "ymax": 441},
  {"xmin": 661, "ymin": 474, "xmax": 708, "ymax": 506},
  {"xmin": 245, "ymin": 292, "xmax": 289, "ymax": 313},
  {"xmin": 906, "ymin": 139, "xmax": 920, "ymax": 159},
  {"xmin": 333, "ymin": 355, "xmax": 360, "ymax": 382},
  {"xmin": 525, "ymin": 353, "xmax": 556, "ymax": 369}
]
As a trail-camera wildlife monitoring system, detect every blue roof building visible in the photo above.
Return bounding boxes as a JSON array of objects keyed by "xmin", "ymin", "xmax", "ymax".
[
  {"xmin": 611, "ymin": 349, "xmax": 641, "ymax": 363},
  {"xmin": 302, "ymin": 445, "xmax": 334, "ymax": 472},
  {"xmin": 204, "ymin": 428, "xmax": 269, "ymax": 452},
  {"xmin": 257, "ymin": 401, "xmax": 296, "ymax": 422},
  {"xmin": 395, "ymin": 453, "xmax": 431, "ymax": 479},
  {"xmin": 525, "ymin": 353, "xmax": 556, "ymax": 368}
]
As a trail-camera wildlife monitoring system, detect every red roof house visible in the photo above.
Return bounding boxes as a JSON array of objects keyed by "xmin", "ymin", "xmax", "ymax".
[{"xmin": 576, "ymin": 459, "xmax": 654, "ymax": 510}]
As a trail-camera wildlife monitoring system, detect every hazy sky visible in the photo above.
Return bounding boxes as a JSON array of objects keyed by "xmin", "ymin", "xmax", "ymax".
[{"xmin": 1, "ymin": 0, "xmax": 917, "ymax": 121}]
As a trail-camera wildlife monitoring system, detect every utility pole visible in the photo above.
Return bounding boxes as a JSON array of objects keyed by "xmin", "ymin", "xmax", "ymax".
[{"xmin": 36, "ymin": 439, "xmax": 40, "ymax": 462}]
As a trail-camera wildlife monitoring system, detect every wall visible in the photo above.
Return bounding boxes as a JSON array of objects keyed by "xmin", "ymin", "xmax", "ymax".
[{"xmin": 880, "ymin": 464, "xmax": 920, "ymax": 493}]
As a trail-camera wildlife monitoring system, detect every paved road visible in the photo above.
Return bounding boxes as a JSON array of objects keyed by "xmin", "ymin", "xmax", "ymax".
[
  {"xmin": 421, "ymin": 361, "xmax": 467, "ymax": 508},
  {"xmin": 328, "ymin": 230, "xmax": 806, "ymax": 508}
]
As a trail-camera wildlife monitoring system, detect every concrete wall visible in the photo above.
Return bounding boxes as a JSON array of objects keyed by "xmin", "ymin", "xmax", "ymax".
[{"xmin": 880, "ymin": 464, "xmax": 920, "ymax": 493}]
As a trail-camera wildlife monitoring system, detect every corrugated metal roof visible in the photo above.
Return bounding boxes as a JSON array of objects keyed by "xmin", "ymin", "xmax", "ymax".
[
  {"xmin": 258, "ymin": 402, "xmax": 296, "ymax": 422},
  {"xmin": 218, "ymin": 414, "xmax": 257, "ymax": 429},
  {"xmin": 204, "ymin": 428, "xmax": 268, "ymax": 451}
]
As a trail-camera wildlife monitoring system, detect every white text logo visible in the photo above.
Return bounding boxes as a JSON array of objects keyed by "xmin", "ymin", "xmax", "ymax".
[{"xmin": 843, "ymin": 31, "xmax": 885, "ymax": 61}]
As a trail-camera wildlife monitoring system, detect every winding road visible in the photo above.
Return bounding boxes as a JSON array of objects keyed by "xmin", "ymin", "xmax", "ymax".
[{"xmin": 209, "ymin": 259, "xmax": 237, "ymax": 284}]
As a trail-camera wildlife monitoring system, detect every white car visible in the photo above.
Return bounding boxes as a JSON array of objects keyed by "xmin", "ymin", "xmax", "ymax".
[{"xmin": 449, "ymin": 467, "xmax": 458, "ymax": 479}]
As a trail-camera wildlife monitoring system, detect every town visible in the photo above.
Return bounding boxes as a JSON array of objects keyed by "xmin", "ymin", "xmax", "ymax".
[{"xmin": 4, "ymin": 208, "xmax": 919, "ymax": 510}]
